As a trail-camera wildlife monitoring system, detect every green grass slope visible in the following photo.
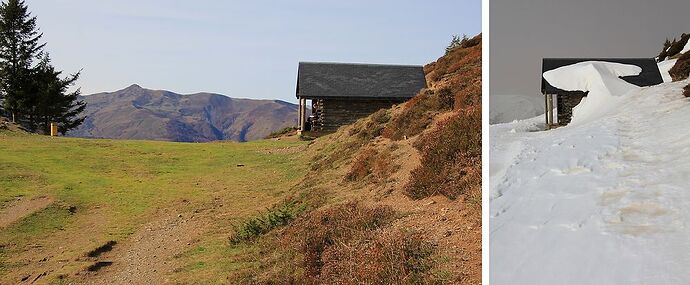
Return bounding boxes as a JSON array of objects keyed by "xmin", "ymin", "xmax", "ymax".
[{"xmin": 0, "ymin": 130, "xmax": 308, "ymax": 284}]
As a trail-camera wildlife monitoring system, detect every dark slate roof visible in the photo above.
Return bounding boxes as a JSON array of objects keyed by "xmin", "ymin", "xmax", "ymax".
[
  {"xmin": 296, "ymin": 62, "xmax": 427, "ymax": 99},
  {"xmin": 541, "ymin": 58, "xmax": 663, "ymax": 94}
]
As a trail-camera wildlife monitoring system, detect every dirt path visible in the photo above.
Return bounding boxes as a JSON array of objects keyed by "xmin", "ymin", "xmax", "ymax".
[
  {"xmin": 0, "ymin": 196, "xmax": 53, "ymax": 229},
  {"xmin": 75, "ymin": 210, "xmax": 209, "ymax": 285}
]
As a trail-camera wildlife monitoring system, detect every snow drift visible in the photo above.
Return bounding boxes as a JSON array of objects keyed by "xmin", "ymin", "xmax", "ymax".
[
  {"xmin": 543, "ymin": 61, "xmax": 642, "ymax": 125},
  {"xmin": 491, "ymin": 61, "xmax": 690, "ymax": 284}
]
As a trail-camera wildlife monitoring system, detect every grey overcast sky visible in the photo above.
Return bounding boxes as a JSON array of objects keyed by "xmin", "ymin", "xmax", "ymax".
[
  {"xmin": 490, "ymin": 0, "xmax": 690, "ymax": 98},
  {"xmin": 28, "ymin": 0, "xmax": 480, "ymax": 103}
]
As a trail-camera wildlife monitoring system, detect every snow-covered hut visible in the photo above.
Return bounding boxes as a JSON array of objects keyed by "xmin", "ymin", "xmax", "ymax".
[{"xmin": 541, "ymin": 58, "xmax": 663, "ymax": 127}]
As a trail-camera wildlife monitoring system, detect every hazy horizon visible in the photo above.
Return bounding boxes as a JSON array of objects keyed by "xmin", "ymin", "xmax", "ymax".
[
  {"xmin": 490, "ymin": 0, "xmax": 690, "ymax": 98},
  {"xmin": 30, "ymin": 0, "xmax": 480, "ymax": 103}
]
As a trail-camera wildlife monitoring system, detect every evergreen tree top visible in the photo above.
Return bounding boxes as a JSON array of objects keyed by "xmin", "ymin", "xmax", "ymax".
[{"xmin": 0, "ymin": 0, "xmax": 45, "ymax": 68}]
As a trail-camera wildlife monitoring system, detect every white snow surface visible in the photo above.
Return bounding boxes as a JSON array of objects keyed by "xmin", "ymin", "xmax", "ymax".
[
  {"xmin": 490, "ymin": 76, "xmax": 690, "ymax": 284},
  {"xmin": 658, "ymin": 59, "xmax": 678, "ymax": 83},
  {"xmin": 543, "ymin": 61, "xmax": 642, "ymax": 125}
]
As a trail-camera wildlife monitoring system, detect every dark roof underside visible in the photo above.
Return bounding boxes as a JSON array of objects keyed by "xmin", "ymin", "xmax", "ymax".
[
  {"xmin": 541, "ymin": 58, "xmax": 664, "ymax": 94},
  {"xmin": 296, "ymin": 62, "xmax": 427, "ymax": 99}
]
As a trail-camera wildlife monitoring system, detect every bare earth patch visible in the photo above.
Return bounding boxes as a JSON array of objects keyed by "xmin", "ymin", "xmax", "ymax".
[
  {"xmin": 0, "ymin": 196, "xmax": 54, "ymax": 229},
  {"xmin": 74, "ymin": 209, "xmax": 209, "ymax": 285}
]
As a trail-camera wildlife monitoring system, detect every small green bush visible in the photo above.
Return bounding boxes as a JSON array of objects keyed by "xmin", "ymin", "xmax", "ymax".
[{"xmin": 229, "ymin": 200, "xmax": 305, "ymax": 244}]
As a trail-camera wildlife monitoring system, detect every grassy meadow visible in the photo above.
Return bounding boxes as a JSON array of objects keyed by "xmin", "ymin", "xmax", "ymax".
[{"xmin": 0, "ymin": 130, "xmax": 308, "ymax": 283}]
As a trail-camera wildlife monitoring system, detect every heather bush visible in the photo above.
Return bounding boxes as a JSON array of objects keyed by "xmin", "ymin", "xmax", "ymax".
[
  {"xmin": 668, "ymin": 34, "xmax": 690, "ymax": 58},
  {"xmin": 670, "ymin": 52, "xmax": 690, "ymax": 81},
  {"xmin": 355, "ymin": 108, "xmax": 391, "ymax": 140},
  {"xmin": 383, "ymin": 88, "xmax": 454, "ymax": 141},
  {"xmin": 382, "ymin": 90, "xmax": 437, "ymax": 140},
  {"xmin": 405, "ymin": 108, "xmax": 481, "ymax": 200},
  {"xmin": 240, "ymin": 202, "xmax": 450, "ymax": 284},
  {"xmin": 383, "ymin": 34, "xmax": 481, "ymax": 141},
  {"xmin": 319, "ymin": 231, "xmax": 440, "ymax": 284},
  {"xmin": 460, "ymin": 33, "xmax": 481, "ymax": 48},
  {"xmin": 345, "ymin": 147, "xmax": 396, "ymax": 183},
  {"xmin": 345, "ymin": 148, "xmax": 378, "ymax": 181}
]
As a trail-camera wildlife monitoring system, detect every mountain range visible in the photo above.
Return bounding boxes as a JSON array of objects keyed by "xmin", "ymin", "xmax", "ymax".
[{"xmin": 68, "ymin": 84, "xmax": 298, "ymax": 142}]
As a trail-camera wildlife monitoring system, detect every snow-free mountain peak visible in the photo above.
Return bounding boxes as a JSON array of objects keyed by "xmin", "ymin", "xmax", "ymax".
[{"xmin": 69, "ymin": 86, "xmax": 298, "ymax": 142}]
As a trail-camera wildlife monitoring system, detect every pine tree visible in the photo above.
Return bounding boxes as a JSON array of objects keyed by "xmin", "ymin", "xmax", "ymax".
[
  {"xmin": 0, "ymin": 0, "xmax": 45, "ymax": 122},
  {"xmin": 445, "ymin": 34, "xmax": 469, "ymax": 55},
  {"xmin": 29, "ymin": 54, "xmax": 85, "ymax": 134},
  {"xmin": 446, "ymin": 35, "xmax": 461, "ymax": 55}
]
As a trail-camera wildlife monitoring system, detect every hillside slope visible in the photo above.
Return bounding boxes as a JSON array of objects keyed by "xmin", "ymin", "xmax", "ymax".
[
  {"xmin": 230, "ymin": 35, "xmax": 482, "ymax": 284},
  {"xmin": 69, "ymin": 84, "xmax": 298, "ymax": 142},
  {"xmin": 491, "ymin": 58, "xmax": 690, "ymax": 283}
]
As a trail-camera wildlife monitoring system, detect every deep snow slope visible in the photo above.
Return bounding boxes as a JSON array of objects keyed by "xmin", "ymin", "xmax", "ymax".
[{"xmin": 490, "ymin": 75, "xmax": 690, "ymax": 284}]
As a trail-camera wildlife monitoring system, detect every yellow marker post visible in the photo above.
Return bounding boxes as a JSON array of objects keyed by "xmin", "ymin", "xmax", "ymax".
[{"xmin": 50, "ymin": 122, "xmax": 58, "ymax": 137}]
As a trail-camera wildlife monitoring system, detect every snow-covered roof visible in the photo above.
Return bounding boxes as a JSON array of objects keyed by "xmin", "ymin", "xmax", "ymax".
[
  {"xmin": 296, "ymin": 62, "xmax": 427, "ymax": 100},
  {"xmin": 541, "ymin": 58, "xmax": 663, "ymax": 94}
]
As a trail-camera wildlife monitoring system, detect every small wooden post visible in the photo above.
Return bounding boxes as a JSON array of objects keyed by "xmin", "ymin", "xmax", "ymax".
[
  {"xmin": 544, "ymin": 93, "xmax": 549, "ymax": 128},
  {"xmin": 50, "ymin": 122, "xmax": 58, "ymax": 137},
  {"xmin": 299, "ymin": 98, "xmax": 307, "ymax": 132},
  {"xmin": 545, "ymin": 94, "xmax": 555, "ymax": 129},
  {"xmin": 548, "ymin": 94, "xmax": 554, "ymax": 127}
]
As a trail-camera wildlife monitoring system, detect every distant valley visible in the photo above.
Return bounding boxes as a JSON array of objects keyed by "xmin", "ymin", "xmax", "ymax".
[{"xmin": 68, "ymin": 84, "xmax": 298, "ymax": 142}]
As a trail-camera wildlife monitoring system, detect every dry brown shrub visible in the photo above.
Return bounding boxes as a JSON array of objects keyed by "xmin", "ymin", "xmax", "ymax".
[
  {"xmin": 383, "ymin": 34, "xmax": 481, "ymax": 141},
  {"xmin": 319, "ymin": 231, "xmax": 439, "ymax": 284},
  {"xmin": 684, "ymin": 84, "xmax": 690, "ymax": 98},
  {"xmin": 345, "ymin": 147, "xmax": 396, "ymax": 183},
  {"xmin": 382, "ymin": 90, "xmax": 436, "ymax": 140},
  {"xmin": 668, "ymin": 34, "xmax": 690, "ymax": 58},
  {"xmin": 670, "ymin": 52, "xmax": 690, "ymax": 82},
  {"xmin": 405, "ymin": 108, "xmax": 481, "ymax": 200},
  {"xmin": 345, "ymin": 148, "xmax": 378, "ymax": 181},
  {"xmin": 237, "ymin": 202, "xmax": 449, "ymax": 284}
]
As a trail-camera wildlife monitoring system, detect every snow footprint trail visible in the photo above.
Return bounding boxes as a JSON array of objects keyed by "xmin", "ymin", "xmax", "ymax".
[
  {"xmin": 598, "ymin": 83, "xmax": 690, "ymax": 282},
  {"xmin": 490, "ymin": 117, "xmax": 627, "ymax": 284}
]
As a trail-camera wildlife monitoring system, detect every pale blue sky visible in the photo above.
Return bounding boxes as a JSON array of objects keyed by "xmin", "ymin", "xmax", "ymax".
[{"xmin": 29, "ymin": 0, "xmax": 480, "ymax": 103}]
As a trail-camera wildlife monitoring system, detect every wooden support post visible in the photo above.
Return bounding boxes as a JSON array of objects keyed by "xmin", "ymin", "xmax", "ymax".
[
  {"xmin": 552, "ymin": 94, "xmax": 557, "ymax": 126},
  {"xmin": 50, "ymin": 122, "xmax": 58, "ymax": 137},
  {"xmin": 547, "ymin": 94, "xmax": 553, "ymax": 129},
  {"xmin": 297, "ymin": 97, "xmax": 303, "ymax": 132},
  {"xmin": 544, "ymin": 93, "xmax": 549, "ymax": 128},
  {"xmin": 545, "ymin": 94, "xmax": 554, "ymax": 129},
  {"xmin": 299, "ymin": 98, "xmax": 307, "ymax": 131}
]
